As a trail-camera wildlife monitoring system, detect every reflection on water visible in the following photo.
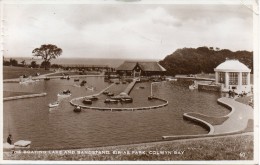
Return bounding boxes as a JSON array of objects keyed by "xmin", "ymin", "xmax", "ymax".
[{"xmin": 3, "ymin": 77, "xmax": 230, "ymax": 149}]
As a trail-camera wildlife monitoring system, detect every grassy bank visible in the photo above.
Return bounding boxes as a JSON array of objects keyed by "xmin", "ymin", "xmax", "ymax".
[
  {"xmin": 3, "ymin": 66, "xmax": 53, "ymax": 79},
  {"xmin": 4, "ymin": 134, "xmax": 253, "ymax": 160}
]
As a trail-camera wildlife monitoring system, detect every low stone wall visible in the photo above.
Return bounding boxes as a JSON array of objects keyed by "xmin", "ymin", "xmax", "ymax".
[
  {"xmin": 198, "ymin": 84, "xmax": 221, "ymax": 92},
  {"xmin": 217, "ymin": 98, "xmax": 235, "ymax": 117},
  {"xmin": 162, "ymin": 97, "xmax": 240, "ymax": 140},
  {"xmin": 70, "ymin": 97, "xmax": 168, "ymax": 111},
  {"xmin": 3, "ymin": 93, "xmax": 47, "ymax": 101},
  {"xmin": 183, "ymin": 113, "xmax": 214, "ymax": 134}
]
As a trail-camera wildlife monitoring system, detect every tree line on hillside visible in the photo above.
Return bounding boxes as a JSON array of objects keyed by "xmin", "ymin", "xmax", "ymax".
[
  {"xmin": 3, "ymin": 44, "xmax": 63, "ymax": 70},
  {"xmin": 159, "ymin": 47, "xmax": 253, "ymax": 76},
  {"xmin": 3, "ymin": 57, "xmax": 63, "ymax": 69}
]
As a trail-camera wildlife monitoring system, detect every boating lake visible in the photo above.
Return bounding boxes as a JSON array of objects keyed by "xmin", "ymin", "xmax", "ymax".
[{"xmin": 3, "ymin": 77, "xmax": 230, "ymax": 149}]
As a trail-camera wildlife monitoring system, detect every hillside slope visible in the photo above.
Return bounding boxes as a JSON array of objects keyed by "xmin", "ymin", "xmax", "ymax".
[{"xmin": 159, "ymin": 47, "xmax": 253, "ymax": 76}]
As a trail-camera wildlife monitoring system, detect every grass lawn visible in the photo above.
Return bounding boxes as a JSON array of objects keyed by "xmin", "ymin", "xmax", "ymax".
[
  {"xmin": 3, "ymin": 66, "xmax": 53, "ymax": 80},
  {"xmin": 4, "ymin": 134, "xmax": 253, "ymax": 160},
  {"xmin": 236, "ymin": 95, "xmax": 253, "ymax": 107},
  {"xmin": 3, "ymin": 91, "xmax": 36, "ymax": 98}
]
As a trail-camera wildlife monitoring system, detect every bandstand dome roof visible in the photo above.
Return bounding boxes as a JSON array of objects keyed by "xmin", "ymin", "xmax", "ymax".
[{"xmin": 214, "ymin": 59, "xmax": 251, "ymax": 72}]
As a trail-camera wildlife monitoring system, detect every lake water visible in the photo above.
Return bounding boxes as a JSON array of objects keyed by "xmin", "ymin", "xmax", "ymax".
[{"xmin": 3, "ymin": 77, "xmax": 230, "ymax": 149}]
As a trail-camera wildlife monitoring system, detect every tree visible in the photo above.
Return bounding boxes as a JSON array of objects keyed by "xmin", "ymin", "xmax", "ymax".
[
  {"xmin": 32, "ymin": 44, "xmax": 62, "ymax": 70},
  {"xmin": 30, "ymin": 61, "xmax": 39, "ymax": 68},
  {"xmin": 40, "ymin": 61, "xmax": 51, "ymax": 69},
  {"xmin": 51, "ymin": 64, "xmax": 62, "ymax": 69},
  {"xmin": 10, "ymin": 58, "xmax": 18, "ymax": 66}
]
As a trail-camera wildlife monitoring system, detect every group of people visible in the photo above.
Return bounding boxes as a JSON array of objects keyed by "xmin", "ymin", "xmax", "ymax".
[
  {"xmin": 228, "ymin": 90, "xmax": 247, "ymax": 98},
  {"xmin": 228, "ymin": 90, "xmax": 235, "ymax": 98},
  {"xmin": 239, "ymin": 91, "xmax": 248, "ymax": 97}
]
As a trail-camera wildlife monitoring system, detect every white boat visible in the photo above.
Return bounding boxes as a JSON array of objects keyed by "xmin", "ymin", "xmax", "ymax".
[
  {"xmin": 57, "ymin": 90, "xmax": 71, "ymax": 97},
  {"xmin": 73, "ymin": 84, "xmax": 81, "ymax": 88},
  {"xmin": 48, "ymin": 101, "xmax": 59, "ymax": 108},
  {"xmin": 189, "ymin": 85, "xmax": 196, "ymax": 90},
  {"xmin": 86, "ymin": 86, "xmax": 94, "ymax": 91},
  {"xmin": 19, "ymin": 76, "xmax": 36, "ymax": 84},
  {"xmin": 57, "ymin": 93, "xmax": 71, "ymax": 97},
  {"xmin": 14, "ymin": 140, "xmax": 31, "ymax": 148},
  {"xmin": 74, "ymin": 106, "xmax": 82, "ymax": 112},
  {"xmin": 19, "ymin": 79, "xmax": 35, "ymax": 84}
]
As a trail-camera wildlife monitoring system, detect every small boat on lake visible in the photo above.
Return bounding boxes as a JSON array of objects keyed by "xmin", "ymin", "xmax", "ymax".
[
  {"xmin": 19, "ymin": 79, "xmax": 35, "ymax": 84},
  {"xmin": 148, "ymin": 96, "xmax": 154, "ymax": 100},
  {"xmin": 104, "ymin": 99, "xmax": 119, "ymax": 104},
  {"xmin": 60, "ymin": 76, "xmax": 67, "ymax": 79},
  {"xmin": 73, "ymin": 84, "xmax": 81, "ymax": 88},
  {"xmin": 86, "ymin": 86, "xmax": 94, "ymax": 91},
  {"xmin": 57, "ymin": 90, "xmax": 71, "ymax": 97},
  {"xmin": 107, "ymin": 92, "xmax": 114, "ymax": 96},
  {"xmin": 74, "ymin": 106, "xmax": 82, "ymax": 112},
  {"xmin": 89, "ymin": 96, "xmax": 98, "ymax": 101},
  {"xmin": 82, "ymin": 99, "xmax": 92, "ymax": 105},
  {"xmin": 80, "ymin": 80, "xmax": 87, "ymax": 86},
  {"xmin": 121, "ymin": 98, "xmax": 133, "ymax": 103},
  {"xmin": 57, "ymin": 93, "xmax": 71, "ymax": 97},
  {"xmin": 48, "ymin": 101, "xmax": 59, "ymax": 108},
  {"xmin": 189, "ymin": 85, "xmax": 196, "ymax": 90}
]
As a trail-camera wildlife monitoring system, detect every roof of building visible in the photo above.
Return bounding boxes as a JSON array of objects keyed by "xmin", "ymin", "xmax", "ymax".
[
  {"xmin": 116, "ymin": 61, "xmax": 166, "ymax": 72},
  {"xmin": 214, "ymin": 59, "xmax": 251, "ymax": 72}
]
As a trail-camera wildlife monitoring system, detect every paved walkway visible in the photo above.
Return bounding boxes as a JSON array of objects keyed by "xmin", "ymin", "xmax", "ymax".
[
  {"xmin": 163, "ymin": 97, "xmax": 254, "ymax": 140},
  {"xmin": 123, "ymin": 79, "xmax": 137, "ymax": 94},
  {"xmin": 213, "ymin": 97, "xmax": 253, "ymax": 134}
]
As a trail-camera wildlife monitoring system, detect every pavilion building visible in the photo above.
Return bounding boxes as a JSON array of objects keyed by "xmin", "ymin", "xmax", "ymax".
[
  {"xmin": 214, "ymin": 59, "xmax": 251, "ymax": 94},
  {"xmin": 116, "ymin": 61, "xmax": 166, "ymax": 77}
]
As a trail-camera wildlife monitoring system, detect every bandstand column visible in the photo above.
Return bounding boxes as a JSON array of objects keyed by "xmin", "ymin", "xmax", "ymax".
[
  {"xmin": 238, "ymin": 72, "xmax": 242, "ymax": 86},
  {"xmin": 247, "ymin": 72, "xmax": 250, "ymax": 85},
  {"xmin": 225, "ymin": 72, "xmax": 229, "ymax": 88},
  {"xmin": 215, "ymin": 71, "xmax": 218, "ymax": 83}
]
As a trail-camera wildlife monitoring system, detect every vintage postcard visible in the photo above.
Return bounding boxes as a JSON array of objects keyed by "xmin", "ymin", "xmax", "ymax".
[{"xmin": 0, "ymin": 0, "xmax": 259, "ymax": 164}]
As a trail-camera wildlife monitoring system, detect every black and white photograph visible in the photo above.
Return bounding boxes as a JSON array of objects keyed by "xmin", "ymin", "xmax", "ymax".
[{"xmin": 1, "ymin": 0, "xmax": 259, "ymax": 163}]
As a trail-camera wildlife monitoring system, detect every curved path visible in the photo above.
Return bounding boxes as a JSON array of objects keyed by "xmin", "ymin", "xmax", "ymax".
[
  {"xmin": 163, "ymin": 97, "xmax": 253, "ymax": 140},
  {"xmin": 213, "ymin": 97, "xmax": 253, "ymax": 134}
]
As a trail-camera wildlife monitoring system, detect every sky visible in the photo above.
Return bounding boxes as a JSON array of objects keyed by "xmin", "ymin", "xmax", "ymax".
[{"xmin": 1, "ymin": 1, "xmax": 254, "ymax": 59}]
